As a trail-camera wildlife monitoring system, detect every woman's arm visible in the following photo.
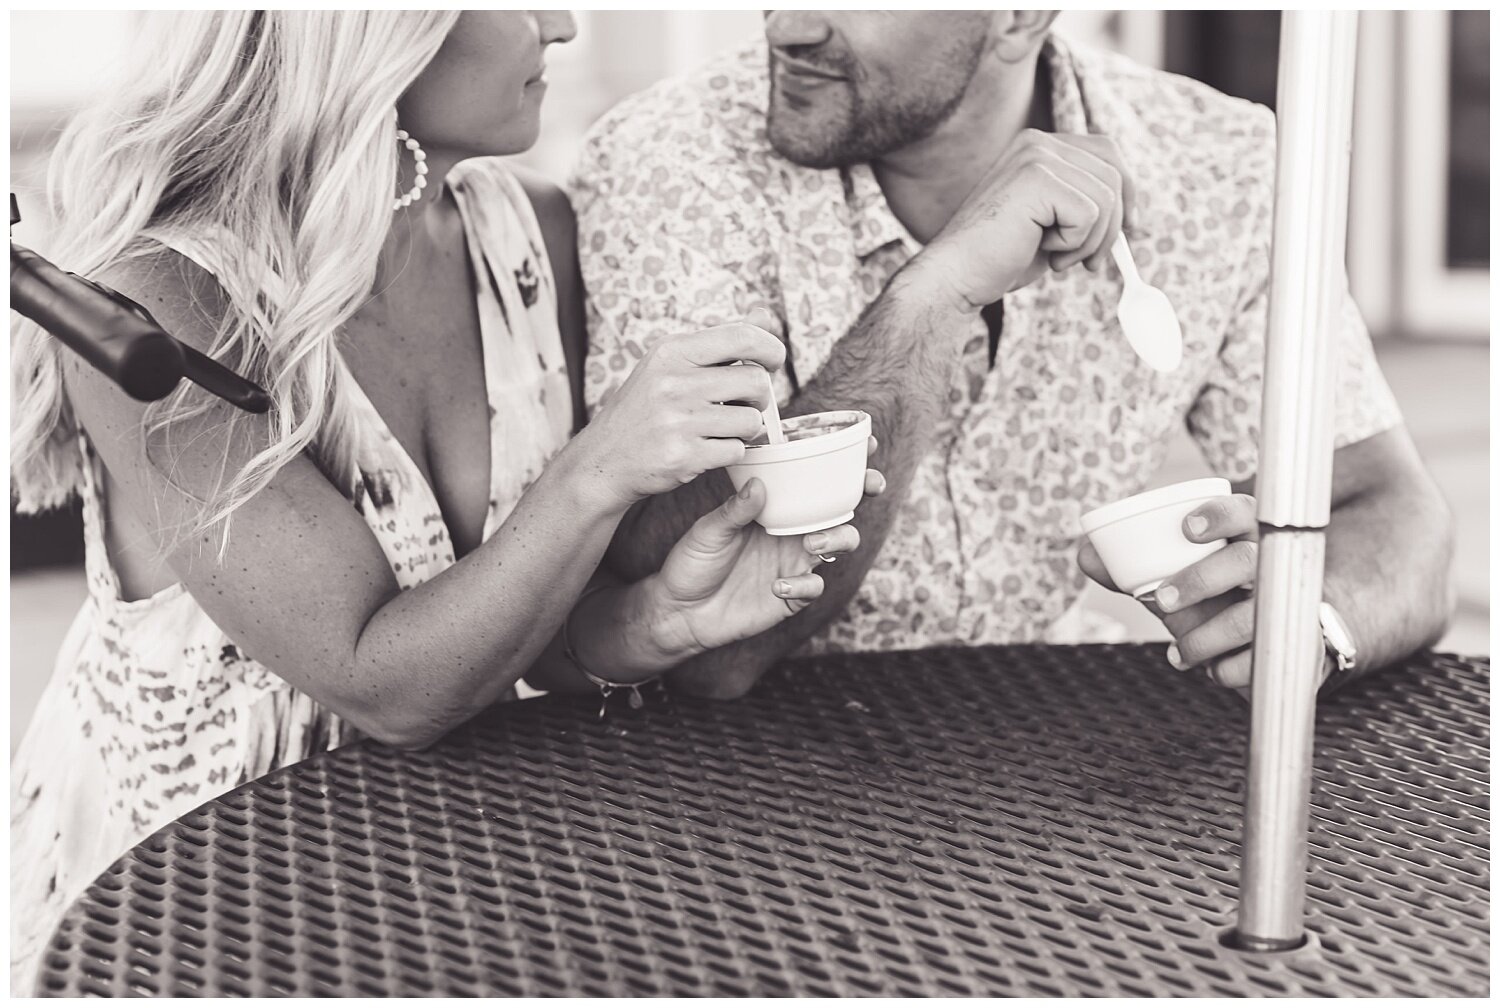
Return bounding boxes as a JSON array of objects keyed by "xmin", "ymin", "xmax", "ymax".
[
  {"xmin": 68, "ymin": 262, "xmax": 621, "ymax": 747},
  {"xmin": 71, "ymin": 249, "xmax": 785, "ymax": 748}
]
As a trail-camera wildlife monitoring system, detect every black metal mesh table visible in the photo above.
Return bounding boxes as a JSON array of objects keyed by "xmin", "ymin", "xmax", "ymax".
[{"xmin": 40, "ymin": 644, "xmax": 1488, "ymax": 997}]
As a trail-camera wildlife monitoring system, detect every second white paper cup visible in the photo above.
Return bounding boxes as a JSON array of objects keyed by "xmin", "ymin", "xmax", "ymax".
[
  {"xmin": 1080, "ymin": 477, "xmax": 1233, "ymax": 598},
  {"xmin": 727, "ymin": 410, "xmax": 871, "ymax": 536}
]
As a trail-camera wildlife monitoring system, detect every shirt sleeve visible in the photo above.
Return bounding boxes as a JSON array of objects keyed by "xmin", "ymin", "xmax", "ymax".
[
  {"xmin": 566, "ymin": 117, "xmax": 780, "ymax": 419},
  {"xmin": 1186, "ymin": 169, "xmax": 1403, "ymax": 482}
]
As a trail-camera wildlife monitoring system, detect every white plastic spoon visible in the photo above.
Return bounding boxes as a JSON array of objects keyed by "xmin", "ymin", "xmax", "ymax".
[
  {"xmin": 761, "ymin": 383, "xmax": 787, "ymax": 444},
  {"xmin": 732, "ymin": 360, "xmax": 786, "ymax": 444},
  {"xmin": 1110, "ymin": 234, "xmax": 1183, "ymax": 373}
]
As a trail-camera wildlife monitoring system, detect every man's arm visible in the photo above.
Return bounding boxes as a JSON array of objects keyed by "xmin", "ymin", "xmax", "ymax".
[
  {"xmin": 1315, "ymin": 428, "xmax": 1456, "ymax": 673},
  {"xmin": 606, "ymin": 269, "xmax": 969, "ymax": 698},
  {"xmin": 1085, "ymin": 101, "xmax": 1454, "ymax": 694},
  {"xmin": 1081, "ymin": 426, "xmax": 1455, "ymax": 695},
  {"xmin": 594, "ymin": 130, "xmax": 1136, "ymax": 697},
  {"xmin": 1221, "ymin": 427, "xmax": 1455, "ymax": 686}
]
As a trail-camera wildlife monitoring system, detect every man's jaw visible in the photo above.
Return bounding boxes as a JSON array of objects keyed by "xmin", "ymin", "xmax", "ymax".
[{"xmin": 767, "ymin": 94, "xmax": 860, "ymax": 169}]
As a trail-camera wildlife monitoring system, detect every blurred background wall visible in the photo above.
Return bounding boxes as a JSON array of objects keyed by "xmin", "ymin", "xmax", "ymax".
[{"xmin": 10, "ymin": 11, "xmax": 1490, "ymax": 744}]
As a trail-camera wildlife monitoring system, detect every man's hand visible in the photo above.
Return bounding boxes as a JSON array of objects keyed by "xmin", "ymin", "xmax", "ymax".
[
  {"xmin": 913, "ymin": 130, "xmax": 1135, "ymax": 312},
  {"xmin": 1079, "ymin": 493, "xmax": 1324, "ymax": 692}
]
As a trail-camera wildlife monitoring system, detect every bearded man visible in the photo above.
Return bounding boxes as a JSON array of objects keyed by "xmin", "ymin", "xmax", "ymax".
[{"xmin": 568, "ymin": 11, "xmax": 1452, "ymax": 698}]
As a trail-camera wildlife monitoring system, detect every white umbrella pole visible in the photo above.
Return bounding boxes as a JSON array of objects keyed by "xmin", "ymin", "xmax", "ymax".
[{"xmin": 1235, "ymin": 10, "xmax": 1359, "ymax": 951}]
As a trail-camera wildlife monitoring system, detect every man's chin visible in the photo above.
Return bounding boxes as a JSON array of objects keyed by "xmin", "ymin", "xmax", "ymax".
[{"xmin": 767, "ymin": 117, "xmax": 847, "ymax": 169}]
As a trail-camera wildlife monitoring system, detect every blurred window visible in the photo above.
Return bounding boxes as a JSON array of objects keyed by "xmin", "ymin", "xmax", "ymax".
[
  {"xmin": 1446, "ymin": 11, "xmax": 1488, "ymax": 270},
  {"xmin": 1163, "ymin": 12, "xmax": 1280, "ymax": 110}
]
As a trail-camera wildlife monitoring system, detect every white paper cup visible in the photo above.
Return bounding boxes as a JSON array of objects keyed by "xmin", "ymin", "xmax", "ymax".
[
  {"xmin": 1079, "ymin": 477, "xmax": 1232, "ymax": 599},
  {"xmin": 727, "ymin": 410, "xmax": 871, "ymax": 536}
]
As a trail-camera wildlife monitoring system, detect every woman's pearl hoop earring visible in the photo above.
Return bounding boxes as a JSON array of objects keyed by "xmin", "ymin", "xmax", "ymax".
[{"xmin": 393, "ymin": 128, "xmax": 428, "ymax": 211}]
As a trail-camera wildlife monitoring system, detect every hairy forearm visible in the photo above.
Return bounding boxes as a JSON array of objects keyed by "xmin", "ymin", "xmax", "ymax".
[
  {"xmin": 607, "ymin": 267, "xmax": 972, "ymax": 697},
  {"xmin": 1323, "ymin": 478, "xmax": 1456, "ymax": 677}
]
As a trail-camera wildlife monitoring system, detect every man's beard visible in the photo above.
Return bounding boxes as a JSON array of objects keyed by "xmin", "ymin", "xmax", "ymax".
[{"xmin": 766, "ymin": 42, "xmax": 985, "ymax": 169}]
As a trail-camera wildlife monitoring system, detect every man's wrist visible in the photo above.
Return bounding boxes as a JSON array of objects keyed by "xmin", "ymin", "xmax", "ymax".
[
  {"xmin": 867, "ymin": 256, "xmax": 984, "ymax": 404},
  {"xmin": 895, "ymin": 249, "xmax": 986, "ymax": 320}
]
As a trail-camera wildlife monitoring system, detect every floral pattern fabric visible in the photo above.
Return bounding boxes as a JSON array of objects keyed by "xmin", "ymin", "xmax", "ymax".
[
  {"xmin": 10, "ymin": 158, "xmax": 572, "ymax": 992},
  {"xmin": 569, "ymin": 32, "xmax": 1401, "ymax": 655}
]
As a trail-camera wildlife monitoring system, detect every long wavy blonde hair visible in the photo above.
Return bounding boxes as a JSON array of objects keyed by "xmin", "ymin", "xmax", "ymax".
[{"xmin": 11, "ymin": 10, "xmax": 461, "ymax": 548}]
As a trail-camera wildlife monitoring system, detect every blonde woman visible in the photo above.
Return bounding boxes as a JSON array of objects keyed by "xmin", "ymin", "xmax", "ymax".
[{"xmin": 10, "ymin": 11, "xmax": 878, "ymax": 985}]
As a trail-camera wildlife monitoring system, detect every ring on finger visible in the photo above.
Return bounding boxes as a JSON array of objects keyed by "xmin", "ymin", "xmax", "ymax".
[{"xmin": 817, "ymin": 554, "xmax": 837, "ymax": 564}]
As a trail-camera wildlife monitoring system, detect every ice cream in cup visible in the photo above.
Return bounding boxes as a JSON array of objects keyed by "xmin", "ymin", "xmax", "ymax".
[
  {"xmin": 1080, "ymin": 477, "xmax": 1233, "ymax": 599},
  {"xmin": 727, "ymin": 409, "xmax": 872, "ymax": 536}
]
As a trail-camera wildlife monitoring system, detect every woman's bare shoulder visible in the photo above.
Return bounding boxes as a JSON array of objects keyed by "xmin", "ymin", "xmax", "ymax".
[
  {"xmin": 90, "ymin": 243, "xmax": 232, "ymax": 356},
  {"xmin": 62, "ymin": 242, "xmax": 263, "ymax": 486}
]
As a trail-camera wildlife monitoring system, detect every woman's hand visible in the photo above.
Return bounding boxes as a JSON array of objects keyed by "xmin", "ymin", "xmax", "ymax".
[
  {"xmin": 640, "ymin": 465, "xmax": 884, "ymax": 661},
  {"xmin": 570, "ymin": 323, "xmax": 787, "ymax": 515}
]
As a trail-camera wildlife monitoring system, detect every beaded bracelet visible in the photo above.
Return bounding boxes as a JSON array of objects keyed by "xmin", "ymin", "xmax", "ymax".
[{"xmin": 563, "ymin": 585, "xmax": 661, "ymax": 719}]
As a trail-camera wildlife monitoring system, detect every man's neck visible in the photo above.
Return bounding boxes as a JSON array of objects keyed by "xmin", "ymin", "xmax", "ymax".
[{"xmin": 872, "ymin": 53, "xmax": 1053, "ymax": 245}]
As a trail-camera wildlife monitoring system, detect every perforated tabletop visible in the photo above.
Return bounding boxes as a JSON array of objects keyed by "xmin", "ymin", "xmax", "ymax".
[{"xmin": 40, "ymin": 644, "xmax": 1488, "ymax": 997}]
